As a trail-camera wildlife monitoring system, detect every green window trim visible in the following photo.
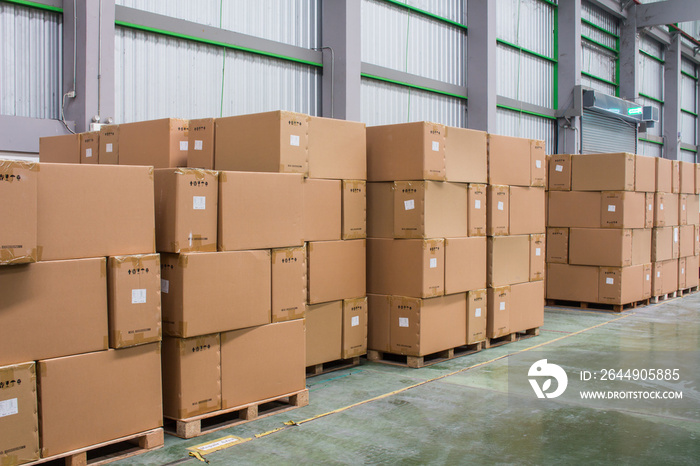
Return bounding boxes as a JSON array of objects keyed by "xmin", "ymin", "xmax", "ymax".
[
  {"xmin": 681, "ymin": 146, "xmax": 698, "ymax": 153},
  {"xmin": 497, "ymin": 104, "xmax": 557, "ymax": 121},
  {"xmin": 681, "ymin": 70, "xmax": 698, "ymax": 81},
  {"xmin": 380, "ymin": 0, "xmax": 467, "ymax": 30},
  {"xmin": 581, "ymin": 71, "xmax": 617, "ymax": 88},
  {"xmin": 639, "ymin": 137, "xmax": 664, "ymax": 146},
  {"xmin": 1, "ymin": 0, "xmax": 62, "ymax": 13},
  {"xmin": 581, "ymin": 18, "xmax": 619, "ymax": 39},
  {"xmin": 497, "ymin": 38, "xmax": 557, "ymax": 64},
  {"xmin": 681, "ymin": 108, "xmax": 698, "ymax": 117},
  {"xmin": 639, "ymin": 49, "xmax": 665, "ymax": 64},
  {"xmin": 581, "ymin": 34, "xmax": 619, "ymax": 55},
  {"xmin": 360, "ymin": 73, "xmax": 468, "ymax": 100},
  {"xmin": 638, "ymin": 92, "xmax": 664, "ymax": 105}
]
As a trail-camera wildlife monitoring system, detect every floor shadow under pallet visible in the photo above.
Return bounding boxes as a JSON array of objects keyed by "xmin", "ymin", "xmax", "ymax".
[
  {"xmin": 677, "ymin": 286, "xmax": 699, "ymax": 297},
  {"xmin": 546, "ymin": 299, "xmax": 650, "ymax": 312},
  {"xmin": 306, "ymin": 356, "xmax": 361, "ymax": 377},
  {"xmin": 485, "ymin": 328, "xmax": 540, "ymax": 349},
  {"xmin": 365, "ymin": 342, "xmax": 483, "ymax": 369}
]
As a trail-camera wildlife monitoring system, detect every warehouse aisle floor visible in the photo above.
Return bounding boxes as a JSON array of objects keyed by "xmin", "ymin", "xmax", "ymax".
[{"xmin": 115, "ymin": 294, "xmax": 700, "ymax": 465}]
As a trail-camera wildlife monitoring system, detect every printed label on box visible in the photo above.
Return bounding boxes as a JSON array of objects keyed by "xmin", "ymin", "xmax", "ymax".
[
  {"xmin": 555, "ymin": 164, "xmax": 563, "ymax": 172},
  {"xmin": 536, "ymin": 160, "xmax": 542, "ymax": 169},
  {"xmin": 649, "ymin": 204, "xmax": 653, "ymax": 211},
  {"xmin": 161, "ymin": 279, "xmax": 169, "ymax": 294},
  {"xmin": 657, "ymin": 271, "xmax": 661, "ymax": 278},
  {"xmin": 682, "ymin": 268, "xmax": 685, "ymax": 274},
  {"xmin": 180, "ymin": 141, "xmax": 188, "ymax": 151},
  {"xmin": 475, "ymin": 200, "xmax": 481, "ymax": 209},
  {"xmin": 430, "ymin": 258, "xmax": 437, "ymax": 268},
  {"xmin": 85, "ymin": 148, "xmax": 93, "ymax": 158},
  {"xmin": 193, "ymin": 196, "xmax": 206, "ymax": 210},
  {"xmin": 535, "ymin": 248, "xmax": 541, "ymax": 256},
  {"xmin": 351, "ymin": 316, "xmax": 360, "ymax": 327},
  {"xmin": 607, "ymin": 205, "xmax": 616, "ymax": 212},
  {"xmin": 195, "ymin": 140, "xmax": 203, "ymax": 151},
  {"xmin": 404, "ymin": 200, "xmax": 415, "ymax": 211},
  {"xmin": 132, "ymin": 289, "xmax": 147, "ymax": 304},
  {"xmin": 432, "ymin": 141, "xmax": 440, "ymax": 152},
  {"xmin": 683, "ymin": 205, "xmax": 686, "ymax": 211},
  {"xmin": 290, "ymin": 135, "xmax": 300, "ymax": 147},
  {"xmin": 660, "ymin": 204, "xmax": 664, "ymax": 210},
  {"xmin": 0, "ymin": 398, "xmax": 18, "ymax": 418},
  {"xmin": 399, "ymin": 317, "xmax": 409, "ymax": 328},
  {"xmin": 646, "ymin": 274, "xmax": 650, "ymax": 281},
  {"xmin": 475, "ymin": 308, "xmax": 482, "ymax": 317},
  {"xmin": 674, "ymin": 228, "xmax": 679, "ymax": 242},
  {"xmin": 499, "ymin": 302, "xmax": 506, "ymax": 311},
  {"xmin": 606, "ymin": 278, "xmax": 614, "ymax": 285},
  {"xmin": 106, "ymin": 143, "xmax": 113, "ymax": 153},
  {"xmin": 497, "ymin": 201, "xmax": 504, "ymax": 211}
]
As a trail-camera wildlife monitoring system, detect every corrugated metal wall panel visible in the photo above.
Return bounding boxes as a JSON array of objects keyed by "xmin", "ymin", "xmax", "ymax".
[
  {"xmin": 681, "ymin": 74, "xmax": 696, "ymax": 113},
  {"xmin": 681, "ymin": 112, "xmax": 696, "ymax": 145},
  {"xmin": 639, "ymin": 35, "xmax": 663, "ymax": 58},
  {"xmin": 582, "ymin": 42, "xmax": 616, "ymax": 84},
  {"xmin": 497, "ymin": 44, "xmax": 553, "ymax": 108},
  {"xmin": 403, "ymin": 0, "xmax": 466, "ymax": 24},
  {"xmin": 496, "ymin": 0, "xmax": 554, "ymax": 57},
  {"xmin": 0, "ymin": 3, "xmax": 62, "ymax": 119},
  {"xmin": 681, "ymin": 58, "xmax": 696, "ymax": 76},
  {"xmin": 581, "ymin": 75, "xmax": 616, "ymax": 95},
  {"xmin": 679, "ymin": 150, "xmax": 696, "ymax": 163},
  {"xmin": 581, "ymin": 21, "xmax": 616, "ymax": 50},
  {"xmin": 361, "ymin": 0, "xmax": 467, "ymax": 87},
  {"xmin": 360, "ymin": 78, "xmax": 466, "ymax": 128},
  {"xmin": 638, "ymin": 141, "xmax": 662, "ymax": 158},
  {"xmin": 582, "ymin": 109, "xmax": 637, "ymax": 154},
  {"xmin": 638, "ymin": 53, "xmax": 664, "ymax": 101},
  {"xmin": 582, "ymin": 1, "xmax": 619, "ymax": 36},
  {"xmin": 496, "ymin": 107, "xmax": 555, "ymax": 155}
]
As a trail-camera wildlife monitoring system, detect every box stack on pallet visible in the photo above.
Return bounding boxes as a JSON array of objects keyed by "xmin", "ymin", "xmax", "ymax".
[
  {"xmin": 1, "ymin": 159, "xmax": 163, "ymax": 466},
  {"xmin": 486, "ymin": 135, "xmax": 546, "ymax": 346},
  {"xmin": 670, "ymin": 161, "xmax": 700, "ymax": 298}
]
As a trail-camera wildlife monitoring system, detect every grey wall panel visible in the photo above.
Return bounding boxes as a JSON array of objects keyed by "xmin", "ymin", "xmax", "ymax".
[
  {"xmin": 681, "ymin": 112, "xmax": 696, "ymax": 146},
  {"xmin": 681, "ymin": 58, "xmax": 696, "ymax": 76},
  {"xmin": 582, "ymin": 42, "xmax": 616, "ymax": 83},
  {"xmin": 403, "ymin": 0, "xmax": 466, "ymax": 24},
  {"xmin": 638, "ymin": 52, "xmax": 664, "ymax": 101},
  {"xmin": 496, "ymin": 0, "xmax": 555, "ymax": 57},
  {"xmin": 680, "ymin": 150, "xmax": 697, "ymax": 163},
  {"xmin": 496, "ymin": 107, "xmax": 556, "ymax": 155},
  {"xmin": 640, "ymin": 35, "xmax": 664, "ymax": 58},
  {"xmin": 582, "ymin": 1, "xmax": 619, "ymax": 37},
  {"xmin": 638, "ymin": 141, "xmax": 662, "ymax": 157},
  {"xmin": 582, "ymin": 21, "xmax": 617, "ymax": 49},
  {"xmin": 681, "ymin": 74, "xmax": 696, "ymax": 112},
  {"xmin": 497, "ymin": 44, "xmax": 554, "ymax": 108},
  {"xmin": 581, "ymin": 76, "xmax": 617, "ymax": 95}
]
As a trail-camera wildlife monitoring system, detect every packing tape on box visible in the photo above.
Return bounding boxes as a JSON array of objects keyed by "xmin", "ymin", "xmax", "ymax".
[
  {"xmin": 271, "ymin": 246, "xmax": 301, "ymax": 262},
  {"xmin": 0, "ymin": 248, "xmax": 37, "ymax": 266},
  {"xmin": 147, "ymin": 166, "xmax": 154, "ymax": 180},
  {"xmin": 174, "ymin": 167, "xmax": 218, "ymax": 181},
  {"xmin": 178, "ymin": 254, "xmax": 189, "ymax": 268},
  {"xmin": 0, "ymin": 159, "xmax": 39, "ymax": 173},
  {"xmin": 110, "ymin": 253, "xmax": 159, "ymax": 269}
]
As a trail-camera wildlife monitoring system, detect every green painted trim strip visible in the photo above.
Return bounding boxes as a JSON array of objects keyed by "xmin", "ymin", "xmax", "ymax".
[
  {"xmin": 360, "ymin": 73, "xmax": 468, "ymax": 100},
  {"xmin": 381, "ymin": 0, "xmax": 467, "ymax": 30},
  {"xmin": 581, "ymin": 34, "xmax": 619, "ymax": 54},
  {"xmin": 615, "ymin": 34, "xmax": 621, "ymax": 97},
  {"xmin": 681, "ymin": 147, "xmax": 698, "ymax": 153},
  {"xmin": 497, "ymin": 104, "xmax": 557, "ymax": 121},
  {"xmin": 538, "ymin": 0, "xmax": 558, "ymax": 7},
  {"xmin": 681, "ymin": 108, "xmax": 698, "ymax": 117},
  {"xmin": 639, "ymin": 49, "xmax": 665, "ymax": 64},
  {"xmin": 553, "ymin": 6, "xmax": 559, "ymax": 111},
  {"xmin": 639, "ymin": 92, "xmax": 664, "ymax": 105},
  {"xmin": 115, "ymin": 21, "xmax": 323, "ymax": 67},
  {"xmin": 581, "ymin": 71, "xmax": 617, "ymax": 87},
  {"xmin": 682, "ymin": 70, "xmax": 698, "ymax": 81},
  {"xmin": 581, "ymin": 18, "xmax": 619, "ymax": 39},
  {"xmin": 639, "ymin": 137, "xmax": 664, "ymax": 146},
  {"xmin": 1, "ymin": 0, "xmax": 62, "ymax": 13},
  {"xmin": 497, "ymin": 38, "xmax": 557, "ymax": 63}
]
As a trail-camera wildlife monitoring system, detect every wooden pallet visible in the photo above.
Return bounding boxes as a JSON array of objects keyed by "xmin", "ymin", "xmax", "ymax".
[
  {"xmin": 28, "ymin": 428, "xmax": 163, "ymax": 466},
  {"xmin": 366, "ymin": 342, "xmax": 483, "ymax": 369},
  {"xmin": 485, "ymin": 328, "xmax": 540, "ymax": 349},
  {"xmin": 651, "ymin": 291, "xmax": 678, "ymax": 304},
  {"xmin": 306, "ymin": 356, "xmax": 361, "ymax": 377},
  {"xmin": 677, "ymin": 286, "xmax": 699, "ymax": 297},
  {"xmin": 546, "ymin": 298, "xmax": 650, "ymax": 313},
  {"xmin": 164, "ymin": 389, "xmax": 309, "ymax": 439}
]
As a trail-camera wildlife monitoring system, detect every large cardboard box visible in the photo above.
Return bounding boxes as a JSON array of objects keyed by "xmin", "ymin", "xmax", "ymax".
[
  {"xmin": 672, "ymin": 161, "xmax": 681, "ymax": 194},
  {"xmin": 487, "ymin": 185, "xmax": 509, "ymax": 236},
  {"xmin": 271, "ymin": 246, "xmax": 306, "ymax": 323},
  {"xmin": 119, "ymin": 118, "xmax": 189, "ymax": 168},
  {"xmin": 342, "ymin": 180, "xmax": 367, "ymax": 239},
  {"xmin": 680, "ymin": 161, "xmax": 695, "ymax": 194},
  {"xmin": 444, "ymin": 126, "xmax": 487, "ymax": 183},
  {"xmin": 546, "ymin": 263, "xmax": 599, "ymax": 302},
  {"xmin": 0, "ymin": 362, "xmax": 39, "ymax": 466},
  {"xmin": 646, "ymin": 192, "xmax": 655, "ymax": 229},
  {"xmin": 0, "ymin": 258, "xmax": 107, "ymax": 366},
  {"xmin": 571, "ymin": 153, "xmax": 635, "ymax": 192},
  {"xmin": 651, "ymin": 262, "xmax": 664, "ymax": 296},
  {"xmin": 80, "ymin": 132, "xmax": 99, "ymax": 164},
  {"xmin": 107, "ymin": 254, "xmax": 161, "ymax": 349},
  {"xmin": 367, "ymin": 294, "xmax": 391, "ymax": 352},
  {"xmin": 366, "ymin": 122, "xmax": 446, "ymax": 181},
  {"xmin": 661, "ymin": 259, "xmax": 679, "ymax": 294},
  {"xmin": 39, "ymin": 134, "xmax": 80, "ymax": 163},
  {"xmin": 530, "ymin": 234, "xmax": 545, "ymax": 281},
  {"xmin": 308, "ymin": 116, "xmax": 366, "ymax": 180},
  {"xmin": 38, "ymin": 344, "xmax": 162, "ymax": 457},
  {"xmin": 393, "ymin": 181, "xmax": 467, "ymax": 238},
  {"xmin": 680, "ymin": 224, "xmax": 695, "ymax": 257},
  {"xmin": 343, "ymin": 297, "xmax": 368, "ymax": 359},
  {"xmin": 546, "ymin": 228, "xmax": 569, "ymax": 264},
  {"xmin": 307, "ymin": 239, "xmax": 366, "ymax": 304},
  {"xmin": 215, "ymin": 111, "xmax": 308, "ymax": 175},
  {"xmin": 487, "ymin": 134, "xmax": 530, "ymax": 187},
  {"xmin": 601, "ymin": 191, "xmax": 646, "ymax": 229},
  {"xmin": 547, "ymin": 191, "xmax": 601, "ymax": 228},
  {"xmin": 680, "ymin": 194, "xmax": 688, "ymax": 226},
  {"xmin": 187, "ymin": 118, "xmax": 215, "ymax": 169},
  {"xmin": 510, "ymin": 186, "xmax": 545, "ymax": 235},
  {"xmin": 569, "ymin": 228, "xmax": 633, "ymax": 267},
  {"xmin": 468, "ymin": 183, "xmax": 487, "ymax": 236},
  {"xmin": 635, "ymin": 155, "xmax": 657, "ymax": 192},
  {"xmin": 663, "ymin": 193, "xmax": 680, "ymax": 226},
  {"xmin": 487, "ymin": 286, "xmax": 510, "ymax": 338},
  {"xmin": 643, "ymin": 263, "xmax": 653, "ymax": 299},
  {"xmin": 366, "ymin": 182, "xmax": 393, "ymax": 238},
  {"xmin": 305, "ymin": 301, "xmax": 342, "ymax": 367},
  {"xmin": 367, "ymin": 238, "xmax": 444, "ymax": 298},
  {"xmin": 531, "ymin": 140, "xmax": 547, "ymax": 187},
  {"xmin": 548, "ymin": 154, "xmax": 571, "ymax": 191},
  {"xmin": 0, "ymin": 160, "xmax": 37, "ymax": 265},
  {"xmin": 444, "ymin": 237, "xmax": 486, "ymax": 294},
  {"xmin": 598, "ymin": 265, "xmax": 645, "ymax": 305},
  {"xmin": 221, "ymin": 320, "xmax": 305, "ymax": 409},
  {"xmin": 99, "ymin": 124, "xmax": 119, "ymax": 164},
  {"xmin": 688, "ymin": 194, "xmax": 699, "ymax": 225},
  {"xmin": 303, "ymin": 178, "xmax": 341, "ymax": 241},
  {"xmin": 656, "ymin": 158, "xmax": 672, "ymax": 193},
  {"xmin": 678, "ymin": 257, "xmax": 687, "ymax": 290},
  {"xmin": 654, "ymin": 192, "xmax": 669, "ymax": 227},
  {"xmin": 510, "ymin": 281, "xmax": 544, "ymax": 333},
  {"xmin": 467, "ymin": 289, "xmax": 488, "ymax": 344},
  {"xmin": 487, "ymin": 235, "xmax": 530, "ymax": 287},
  {"xmin": 218, "ymin": 171, "xmax": 303, "ymax": 251},
  {"xmin": 632, "ymin": 228, "xmax": 652, "ymax": 265},
  {"xmin": 37, "ymin": 164, "xmax": 155, "ymax": 261},
  {"xmin": 160, "ymin": 250, "xmax": 271, "ymax": 338},
  {"xmin": 162, "ymin": 334, "xmax": 221, "ymax": 420},
  {"xmin": 685, "ymin": 255, "xmax": 699, "ymax": 288},
  {"xmin": 652, "ymin": 227, "xmax": 675, "ymax": 262},
  {"xmin": 155, "ymin": 168, "xmax": 218, "ymax": 253}
]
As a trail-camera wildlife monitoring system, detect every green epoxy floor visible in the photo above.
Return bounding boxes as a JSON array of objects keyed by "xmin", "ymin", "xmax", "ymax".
[{"xmin": 115, "ymin": 294, "xmax": 700, "ymax": 465}]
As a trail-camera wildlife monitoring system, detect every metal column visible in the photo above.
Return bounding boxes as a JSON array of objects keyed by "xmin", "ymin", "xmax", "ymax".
[
  {"xmin": 664, "ymin": 33, "xmax": 682, "ymax": 160},
  {"xmin": 557, "ymin": 0, "xmax": 582, "ymax": 154},
  {"xmin": 466, "ymin": 0, "xmax": 496, "ymax": 133},
  {"xmin": 619, "ymin": 7, "xmax": 638, "ymax": 101}
]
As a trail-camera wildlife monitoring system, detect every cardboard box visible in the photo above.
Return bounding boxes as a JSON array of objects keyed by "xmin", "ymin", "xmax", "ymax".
[
  {"xmin": 680, "ymin": 161, "xmax": 695, "ymax": 194},
  {"xmin": 598, "ymin": 265, "xmax": 645, "ymax": 305},
  {"xmin": 467, "ymin": 183, "xmax": 487, "ymax": 236},
  {"xmin": 271, "ymin": 246, "xmax": 306, "ymax": 323},
  {"xmin": 367, "ymin": 294, "xmax": 391, "ymax": 352},
  {"xmin": 664, "ymin": 193, "xmax": 680, "ymax": 226},
  {"xmin": 1, "ymin": 160, "xmax": 37, "ymax": 265},
  {"xmin": 466, "ymin": 289, "xmax": 488, "ymax": 344},
  {"xmin": 651, "ymin": 262, "xmax": 664, "ymax": 296},
  {"xmin": 530, "ymin": 234, "xmax": 545, "ymax": 281},
  {"xmin": 680, "ymin": 225, "xmax": 695, "ymax": 257},
  {"xmin": 215, "ymin": 111, "xmax": 308, "ymax": 175},
  {"xmin": 546, "ymin": 263, "xmax": 599, "ymax": 302},
  {"xmin": 308, "ymin": 116, "xmax": 366, "ymax": 180},
  {"xmin": 187, "ymin": 118, "xmax": 215, "ymax": 169},
  {"xmin": 0, "ymin": 258, "xmax": 108, "ymax": 366},
  {"xmin": 487, "ymin": 134, "xmax": 530, "ymax": 187},
  {"xmin": 303, "ymin": 178, "xmax": 341, "ymax": 241},
  {"xmin": 487, "ymin": 286, "xmax": 510, "ymax": 338},
  {"xmin": 444, "ymin": 126, "xmax": 487, "ymax": 183},
  {"xmin": 487, "ymin": 235, "xmax": 530, "ymax": 287},
  {"xmin": 366, "ymin": 182, "xmax": 393, "ymax": 238},
  {"xmin": 632, "ymin": 228, "xmax": 652, "ymax": 265},
  {"xmin": 307, "ymin": 239, "xmax": 366, "ymax": 304},
  {"xmin": 0, "ymin": 362, "xmax": 39, "ymax": 466},
  {"xmin": 546, "ymin": 228, "xmax": 569, "ymax": 264},
  {"xmin": 366, "ymin": 122, "xmax": 446, "ymax": 181},
  {"xmin": 218, "ymin": 171, "xmax": 303, "ymax": 251},
  {"xmin": 367, "ymin": 238, "xmax": 444, "ymax": 298},
  {"xmin": 688, "ymin": 194, "xmax": 699, "ymax": 225},
  {"xmin": 39, "ymin": 134, "xmax": 80, "ymax": 163},
  {"xmin": 571, "ymin": 153, "xmax": 635, "ymax": 192},
  {"xmin": 510, "ymin": 186, "xmax": 545, "ymax": 235},
  {"xmin": 80, "ymin": 132, "xmax": 99, "ymax": 164},
  {"xmin": 389, "ymin": 294, "xmax": 467, "ymax": 356},
  {"xmin": 646, "ymin": 192, "xmax": 655, "ymax": 229},
  {"xmin": 107, "ymin": 254, "xmax": 161, "ymax": 349},
  {"xmin": 393, "ymin": 181, "xmax": 467, "ymax": 238},
  {"xmin": 160, "ymin": 250, "xmax": 271, "ymax": 337},
  {"xmin": 548, "ymin": 154, "xmax": 571, "ymax": 191},
  {"xmin": 643, "ymin": 263, "xmax": 653, "ymax": 299},
  {"xmin": 487, "ymin": 185, "xmax": 509, "ymax": 236},
  {"xmin": 680, "ymin": 194, "xmax": 688, "ymax": 226},
  {"xmin": 510, "ymin": 281, "xmax": 544, "ymax": 333},
  {"xmin": 342, "ymin": 180, "xmax": 367, "ymax": 239},
  {"xmin": 38, "ymin": 344, "xmax": 162, "ymax": 457},
  {"xmin": 601, "ymin": 191, "xmax": 646, "ymax": 229},
  {"xmin": 343, "ymin": 297, "xmax": 368, "ymax": 359},
  {"xmin": 119, "ymin": 118, "xmax": 189, "ymax": 168},
  {"xmin": 654, "ymin": 192, "xmax": 668, "ymax": 227},
  {"xmin": 444, "ymin": 237, "xmax": 487, "ymax": 294},
  {"xmin": 656, "ymin": 158, "xmax": 672, "ymax": 193},
  {"xmin": 161, "ymin": 334, "xmax": 221, "ymax": 420},
  {"xmin": 37, "ymin": 164, "xmax": 155, "ymax": 261},
  {"xmin": 547, "ymin": 191, "xmax": 601, "ymax": 228},
  {"xmin": 672, "ymin": 161, "xmax": 681, "ymax": 194},
  {"xmin": 652, "ymin": 227, "xmax": 675, "ymax": 262},
  {"xmin": 661, "ymin": 259, "xmax": 679, "ymax": 294},
  {"xmin": 696, "ymin": 163, "xmax": 700, "ymax": 195},
  {"xmin": 685, "ymin": 254, "xmax": 699, "ymax": 288},
  {"xmin": 99, "ymin": 124, "xmax": 119, "ymax": 164},
  {"xmin": 635, "ymin": 155, "xmax": 656, "ymax": 192},
  {"xmin": 221, "ymin": 320, "xmax": 305, "ymax": 409},
  {"xmin": 697, "ymin": 225, "xmax": 700, "ymax": 256},
  {"xmin": 673, "ymin": 226, "xmax": 680, "ymax": 259},
  {"xmin": 155, "ymin": 168, "xmax": 218, "ymax": 253},
  {"xmin": 569, "ymin": 228, "xmax": 633, "ymax": 267},
  {"xmin": 531, "ymin": 140, "xmax": 547, "ymax": 187},
  {"xmin": 305, "ymin": 301, "xmax": 342, "ymax": 367},
  {"xmin": 678, "ymin": 257, "xmax": 687, "ymax": 290}
]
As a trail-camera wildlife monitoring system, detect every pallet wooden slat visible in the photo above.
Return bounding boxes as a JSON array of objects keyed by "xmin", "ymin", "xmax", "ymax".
[
  {"xmin": 306, "ymin": 356, "xmax": 361, "ymax": 377},
  {"xmin": 366, "ymin": 341, "xmax": 483, "ymax": 369},
  {"xmin": 485, "ymin": 327, "xmax": 539, "ymax": 349},
  {"xmin": 677, "ymin": 286, "xmax": 699, "ymax": 297},
  {"xmin": 546, "ymin": 299, "xmax": 651, "ymax": 312}
]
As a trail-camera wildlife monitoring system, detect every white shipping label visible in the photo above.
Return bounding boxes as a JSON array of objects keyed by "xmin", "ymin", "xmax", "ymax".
[
  {"xmin": 161, "ymin": 279, "xmax": 169, "ymax": 294},
  {"xmin": 430, "ymin": 258, "xmax": 438, "ymax": 268},
  {"xmin": 649, "ymin": 204, "xmax": 653, "ymax": 211},
  {"xmin": 646, "ymin": 274, "xmax": 650, "ymax": 281},
  {"xmin": 535, "ymin": 160, "xmax": 542, "ymax": 169},
  {"xmin": 132, "ymin": 289, "xmax": 147, "ymax": 304},
  {"xmin": 399, "ymin": 317, "xmax": 409, "ymax": 328},
  {"xmin": 85, "ymin": 148, "xmax": 93, "ymax": 158},
  {"xmin": 497, "ymin": 201, "xmax": 504, "ymax": 211},
  {"xmin": 404, "ymin": 199, "xmax": 415, "ymax": 211},
  {"xmin": 351, "ymin": 316, "xmax": 360, "ymax": 327},
  {"xmin": 535, "ymin": 248, "xmax": 541, "ymax": 256},
  {"xmin": 474, "ymin": 200, "xmax": 481, "ymax": 209},
  {"xmin": 657, "ymin": 271, "xmax": 661, "ymax": 278},
  {"xmin": 606, "ymin": 278, "xmax": 614, "ymax": 285},
  {"xmin": 683, "ymin": 205, "xmax": 686, "ymax": 211},
  {"xmin": 475, "ymin": 308, "xmax": 482, "ymax": 317},
  {"xmin": 674, "ymin": 228, "xmax": 679, "ymax": 242},
  {"xmin": 607, "ymin": 205, "xmax": 616, "ymax": 212},
  {"xmin": 195, "ymin": 140, "xmax": 203, "ymax": 151},
  {"xmin": 432, "ymin": 141, "xmax": 440, "ymax": 152},
  {"xmin": 555, "ymin": 164, "xmax": 563, "ymax": 172},
  {"xmin": 0, "ymin": 398, "xmax": 18, "ymax": 418},
  {"xmin": 180, "ymin": 141, "xmax": 188, "ymax": 151},
  {"xmin": 290, "ymin": 135, "xmax": 300, "ymax": 147},
  {"xmin": 682, "ymin": 268, "xmax": 685, "ymax": 274},
  {"xmin": 660, "ymin": 204, "xmax": 664, "ymax": 210},
  {"xmin": 499, "ymin": 302, "xmax": 506, "ymax": 311},
  {"xmin": 193, "ymin": 196, "xmax": 206, "ymax": 210},
  {"xmin": 106, "ymin": 143, "xmax": 113, "ymax": 153}
]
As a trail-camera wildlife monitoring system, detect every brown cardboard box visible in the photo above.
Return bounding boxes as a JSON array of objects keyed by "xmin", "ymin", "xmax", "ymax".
[
  {"xmin": 672, "ymin": 161, "xmax": 681, "ymax": 194},
  {"xmin": 688, "ymin": 194, "xmax": 699, "ymax": 225},
  {"xmin": 601, "ymin": 191, "xmax": 646, "ymax": 229},
  {"xmin": 632, "ymin": 229, "xmax": 652, "ymax": 265},
  {"xmin": 665, "ymin": 193, "xmax": 680, "ymax": 226},
  {"xmin": 343, "ymin": 297, "xmax": 368, "ymax": 359},
  {"xmin": 444, "ymin": 126, "xmax": 488, "ymax": 183},
  {"xmin": 696, "ymin": 163, "xmax": 700, "ymax": 195},
  {"xmin": 367, "ymin": 238, "xmax": 443, "ymax": 298},
  {"xmin": 571, "ymin": 153, "xmax": 635, "ymax": 191},
  {"xmin": 161, "ymin": 334, "xmax": 220, "ymax": 420},
  {"xmin": 487, "ymin": 286, "xmax": 510, "ymax": 338},
  {"xmin": 389, "ymin": 294, "xmax": 467, "ymax": 356},
  {"xmin": 652, "ymin": 262, "xmax": 664, "ymax": 296},
  {"xmin": 467, "ymin": 183, "xmax": 487, "ymax": 236},
  {"xmin": 160, "ymin": 250, "xmax": 271, "ymax": 338},
  {"xmin": 487, "ymin": 185, "xmax": 509, "ymax": 236},
  {"xmin": 685, "ymin": 255, "xmax": 699, "ymax": 288},
  {"xmin": 366, "ymin": 182, "xmax": 393, "ymax": 238},
  {"xmin": 221, "ymin": 320, "xmax": 305, "ymax": 409},
  {"xmin": 652, "ymin": 227, "xmax": 675, "ymax": 262},
  {"xmin": 155, "ymin": 168, "xmax": 218, "ymax": 253},
  {"xmin": 510, "ymin": 281, "xmax": 544, "ymax": 332},
  {"xmin": 678, "ymin": 257, "xmax": 687, "ymax": 290},
  {"xmin": 80, "ymin": 132, "xmax": 99, "ymax": 164},
  {"xmin": 393, "ymin": 181, "xmax": 467, "ymax": 238},
  {"xmin": 305, "ymin": 301, "xmax": 342, "ymax": 367},
  {"xmin": 680, "ymin": 194, "xmax": 688, "ymax": 225},
  {"xmin": 548, "ymin": 154, "xmax": 571, "ymax": 191},
  {"xmin": 307, "ymin": 239, "xmax": 366, "ymax": 304},
  {"xmin": 645, "ymin": 192, "xmax": 655, "ymax": 228},
  {"xmin": 119, "ymin": 118, "xmax": 189, "ymax": 168},
  {"xmin": 107, "ymin": 254, "xmax": 161, "ymax": 349},
  {"xmin": 696, "ymin": 225, "xmax": 700, "ymax": 256},
  {"xmin": 0, "ymin": 362, "xmax": 39, "ymax": 466},
  {"xmin": 271, "ymin": 246, "xmax": 306, "ymax": 323},
  {"xmin": 39, "ymin": 134, "xmax": 80, "ymax": 163},
  {"xmin": 680, "ymin": 225, "xmax": 695, "ymax": 258},
  {"xmin": 99, "ymin": 124, "xmax": 119, "ymax": 164},
  {"xmin": 547, "ymin": 191, "xmax": 601, "ymax": 228},
  {"xmin": 635, "ymin": 155, "xmax": 657, "ymax": 192},
  {"xmin": 487, "ymin": 134, "xmax": 530, "ymax": 187},
  {"xmin": 654, "ymin": 192, "xmax": 668, "ymax": 227},
  {"xmin": 444, "ymin": 237, "xmax": 486, "ymax": 294},
  {"xmin": 38, "ymin": 164, "xmax": 155, "ymax": 261},
  {"xmin": 546, "ymin": 263, "xmax": 599, "ymax": 302},
  {"xmin": 218, "ymin": 171, "xmax": 303, "ymax": 251},
  {"xmin": 0, "ymin": 258, "xmax": 108, "ymax": 366},
  {"xmin": 342, "ymin": 180, "xmax": 367, "ymax": 239},
  {"xmin": 487, "ymin": 235, "xmax": 530, "ymax": 287},
  {"xmin": 530, "ymin": 234, "xmax": 545, "ymax": 281},
  {"xmin": 366, "ymin": 122, "xmax": 446, "ymax": 181},
  {"xmin": 510, "ymin": 186, "xmax": 545, "ymax": 235},
  {"xmin": 308, "ymin": 116, "xmax": 366, "ymax": 180},
  {"xmin": 569, "ymin": 228, "xmax": 633, "ymax": 267},
  {"xmin": 680, "ymin": 161, "xmax": 695, "ymax": 194},
  {"xmin": 598, "ymin": 265, "xmax": 645, "ymax": 304},
  {"xmin": 187, "ymin": 118, "xmax": 215, "ymax": 169},
  {"xmin": 661, "ymin": 259, "xmax": 679, "ymax": 294},
  {"xmin": 656, "ymin": 158, "xmax": 672, "ymax": 193},
  {"xmin": 673, "ymin": 226, "xmax": 680, "ymax": 259},
  {"xmin": 531, "ymin": 140, "xmax": 547, "ymax": 187},
  {"xmin": 643, "ymin": 263, "xmax": 653, "ymax": 299},
  {"xmin": 0, "ymin": 160, "xmax": 37, "ymax": 265},
  {"xmin": 546, "ymin": 228, "xmax": 569, "ymax": 264},
  {"xmin": 38, "ymin": 344, "xmax": 162, "ymax": 457},
  {"xmin": 466, "ymin": 289, "xmax": 488, "ymax": 344},
  {"xmin": 367, "ymin": 294, "xmax": 391, "ymax": 352},
  {"xmin": 303, "ymin": 178, "xmax": 341, "ymax": 241}
]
